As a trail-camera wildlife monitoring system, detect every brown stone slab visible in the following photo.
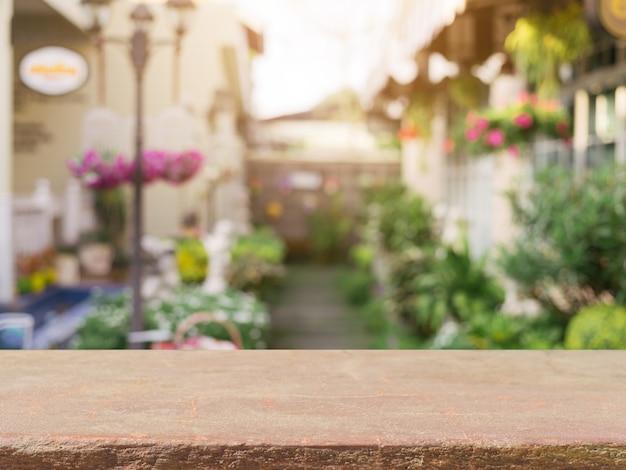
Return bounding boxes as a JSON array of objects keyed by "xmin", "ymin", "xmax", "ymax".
[{"xmin": 0, "ymin": 350, "xmax": 625, "ymax": 468}]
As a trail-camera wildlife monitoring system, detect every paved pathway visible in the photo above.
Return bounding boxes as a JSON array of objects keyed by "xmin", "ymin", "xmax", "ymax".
[{"xmin": 269, "ymin": 265, "xmax": 372, "ymax": 349}]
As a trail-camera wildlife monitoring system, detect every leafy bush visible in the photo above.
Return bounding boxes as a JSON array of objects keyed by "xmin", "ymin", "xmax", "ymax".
[
  {"xmin": 388, "ymin": 248, "xmax": 442, "ymax": 338},
  {"xmin": 227, "ymin": 227, "xmax": 286, "ymax": 301},
  {"xmin": 348, "ymin": 243, "xmax": 375, "ymax": 272},
  {"xmin": 499, "ymin": 163, "xmax": 626, "ymax": 321},
  {"xmin": 388, "ymin": 238, "xmax": 505, "ymax": 340},
  {"xmin": 376, "ymin": 191, "xmax": 438, "ymax": 252},
  {"xmin": 363, "ymin": 182, "xmax": 407, "ymax": 206},
  {"xmin": 231, "ymin": 227, "xmax": 285, "ymax": 264},
  {"xmin": 565, "ymin": 304, "xmax": 626, "ymax": 349},
  {"xmin": 226, "ymin": 253, "xmax": 286, "ymax": 302},
  {"xmin": 307, "ymin": 194, "xmax": 352, "ymax": 263},
  {"xmin": 338, "ymin": 269, "xmax": 376, "ymax": 307},
  {"xmin": 72, "ymin": 287, "xmax": 270, "ymax": 349},
  {"xmin": 175, "ymin": 237, "xmax": 208, "ymax": 284}
]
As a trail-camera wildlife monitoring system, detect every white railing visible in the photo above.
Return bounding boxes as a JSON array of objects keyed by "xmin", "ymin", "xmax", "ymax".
[{"xmin": 12, "ymin": 179, "xmax": 57, "ymax": 257}]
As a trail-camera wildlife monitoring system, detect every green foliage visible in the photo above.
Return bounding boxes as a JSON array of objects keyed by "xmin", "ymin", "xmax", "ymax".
[
  {"xmin": 565, "ymin": 304, "xmax": 626, "ymax": 349},
  {"xmin": 388, "ymin": 240, "xmax": 505, "ymax": 340},
  {"xmin": 175, "ymin": 237, "xmax": 208, "ymax": 284},
  {"xmin": 363, "ymin": 181, "xmax": 406, "ymax": 206},
  {"xmin": 436, "ymin": 311, "xmax": 564, "ymax": 350},
  {"xmin": 448, "ymin": 74, "xmax": 487, "ymax": 110},
  {"xmin": 72, "ymin": 288, "xmax": 271, "ymax": 350},
  {"xmin": 338, "ymin": 269, "xmax": 376, "ymax": 307},
  {"xmin": 505, "ymin": 3, "xmax": 592, "ymax": 99},
  {"xmin": 71, "ymin": 291, "xmax": 130, "ymax": 349},
  {"xmin": 231, "ymin": 227, "xmax": 286, "ymax": 264},
  {"xmin": 388, "ymin": 248, "xmax": 442, "ymax": 338},
  {"xmin": 454, "ymin": 95, "xmax": 572, "ymax": 157},
  {"xmin": 377, "ymin": 191, "xmax": 437, "ymax": 252},
  {"xmin": 227, "ymin": 227, "xmax": 286, "ymax": 302},
  {"xmin": 92, "ymin": 187, "xmax": 127, "ymax": 262},
  {"xmin": 348, "ymin": 243, "xmax": 374, "ymax": 272},
  {"xmin": 226, "ymin": 253, "xmax": 286, "ymax": 302},
  {"xmin": 307, "ymin": 195, "xmax": 352, "ymax": 263},
  {"xmin": 499, "ymin": 163, "xmax": 626, "ymax": 320}
]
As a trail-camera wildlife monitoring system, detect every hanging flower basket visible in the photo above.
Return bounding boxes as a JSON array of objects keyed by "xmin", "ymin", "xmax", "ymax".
[
  {"xmin": 67, "ymin": 149, "xmax": 130, "ymax": 189},
  {"xmin": 160, "ymin": 150, "xmax": 205, "ymax": 185},
  {"xmin": 454, "ymin": 93, "xmax": 572, "ymax": 157},
  {"xmin": 68, "ymin": 148, "xmax": 205, "ymax": 188},
  {"xmin": 123, "ymin": 149, "xmax": 167, "ymax": 185}
]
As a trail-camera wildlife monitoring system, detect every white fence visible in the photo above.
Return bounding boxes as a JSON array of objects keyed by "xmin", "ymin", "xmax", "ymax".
[{"xmin": 12, "ymin": 180, "xmax": 57, "ymax": 258}]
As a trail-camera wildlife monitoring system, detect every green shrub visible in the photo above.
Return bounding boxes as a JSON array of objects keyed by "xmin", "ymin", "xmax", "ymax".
[
  {"xmin": 363, "ymin": 182, "xmax": 407, "ymax": 206},
  {"xmin": 388, "ymin": 238, "xmax": 504, "ymax": 340},
  {"xmin": 348, "ymin": 243, "xmax": 375, "ymax": 272},
  {"xmin": 226, "ymin": 253, "xmax": 286, "ymax": 302},
  {"xmin": 499, "ymin": 163, "xmax": 626, "ymax": 321},
  {"xmin": 231, "ymin": 227, "xmax": 285, "ymax": 264},
  {"xmin": 565, "ymin": 304, "xmax": 626, "ymax": 349},
  {"xmin": 227, "ymin": 227, "xmax": 286, "ymax": 302},
  {"xmin": 338, "ymin": 269, "xmax": 376, "ymax": 307},
  {"xmin": 307, "ymin": 194, "xmax": 352, "ymax": 263},
  {"xmin": 377, "ymin": 192, "xmax": 437, "ymax": 252},
  {"xmin": 437, "ymin": 312, "xmax": 563, "ymax": 350}
]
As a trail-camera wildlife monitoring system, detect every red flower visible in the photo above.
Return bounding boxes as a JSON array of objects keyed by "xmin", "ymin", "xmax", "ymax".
[{"xmin": 398, "ymin": 125, "xmax": 419, "ymax": 140}]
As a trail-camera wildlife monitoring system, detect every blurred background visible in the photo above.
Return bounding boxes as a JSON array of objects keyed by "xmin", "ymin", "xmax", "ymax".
[{"xmin": 1, "ymin": 0, "xmax": 625, "ymax": 351}]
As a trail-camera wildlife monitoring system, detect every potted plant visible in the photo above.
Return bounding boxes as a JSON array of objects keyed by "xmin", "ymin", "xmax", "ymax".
[
  {"xmin": 453, "ymin": 93, "xmax": 572, "ymax": 157},
  {"xmin": 504, "ymin": 3, "xmax": 592, "ymax": 99}
]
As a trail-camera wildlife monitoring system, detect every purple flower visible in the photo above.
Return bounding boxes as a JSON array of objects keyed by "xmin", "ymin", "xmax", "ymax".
[
  {"xmin": 125, "ymin": 150, "xmax": 166, "ymax": 184},
  {"xmin": 161, "ymin": 150, "xmax": 205, "ymax": 185}
]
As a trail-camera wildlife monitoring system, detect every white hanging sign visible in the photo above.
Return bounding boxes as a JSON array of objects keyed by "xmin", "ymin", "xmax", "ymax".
[{"xmin": 19, "ymin": 46, "xmax": 89, "ymax": 96}]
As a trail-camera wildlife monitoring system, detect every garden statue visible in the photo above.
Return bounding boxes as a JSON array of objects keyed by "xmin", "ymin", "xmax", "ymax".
[{"xmin": 202, "ymin": 219, "xmax": 234, "ymax": 295}]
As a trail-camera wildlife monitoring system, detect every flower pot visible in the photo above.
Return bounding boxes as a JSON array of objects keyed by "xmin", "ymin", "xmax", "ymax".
[
  {"xmin": 55, "ymin": 253, "xmax": 80, "ymax": 286},
  {"xmin": 79, "ymin": 243, "xmax": 113, "ymax": 277}
]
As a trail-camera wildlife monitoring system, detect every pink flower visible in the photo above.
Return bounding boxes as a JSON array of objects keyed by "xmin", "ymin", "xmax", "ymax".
[
  {"xmin": 161, "ymin": 150, "xmax": 205, "ymax": 185},
  {"xmin": 67, "ymin": 149, "xmax": 129, "ymax": 189},
  {"xmin": 475, "ymin": 118, "xmax": 489, "ymax": 132},
  {"xmin": 513, "ymin": 113, "xmax": 534, "ymax": 129},
  {"xmin": 465, "ymin": 128, "xmax": 482, "ymax": 142},
  {"xmin": 125, "ymin": 150, "xmax": 166, "ymax": 184},
  {"xmin": 507, "ymin": 145, "xmax": 520, "ymax": 158},
  {"xmin": 485, "ymin": 129, "xmax": 505, "ymax": 148}
]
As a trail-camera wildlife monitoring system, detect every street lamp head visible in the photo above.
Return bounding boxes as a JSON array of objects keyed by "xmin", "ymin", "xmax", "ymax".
[
  {"xmin": 81, "ymin": 0, "xmax": 114, "ymax": 32},
  {"xmin": 166, "ymin": 0, "xmax": 196, "ymax": 35},
  {"xmin": 130, "ymin": 4, "xmax": 155, "ymax": 32}
]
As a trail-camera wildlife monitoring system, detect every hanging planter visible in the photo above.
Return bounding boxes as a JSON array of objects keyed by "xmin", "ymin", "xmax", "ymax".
[
  {"xmin": 160, "ymin": 150, "xmax": 205, "ymax": 185},
  {"xmin": 454, "ymin": 93, "xmax": 572, "ymax": 157},
  {"xmin": 504, "ymin": 3, "xmax": 592, "ymax": 99}
]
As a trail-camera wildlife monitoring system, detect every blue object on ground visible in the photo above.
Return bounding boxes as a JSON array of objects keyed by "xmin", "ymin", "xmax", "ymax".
[{"xmin": 0, "ymin": 284, "xmax": 125, "ymax": 349}]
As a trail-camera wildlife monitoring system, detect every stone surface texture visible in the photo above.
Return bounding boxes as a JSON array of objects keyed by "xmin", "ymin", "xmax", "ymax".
[{"xmin": 1, "ymin": 350, "xmax": 625, "ymax": 469}]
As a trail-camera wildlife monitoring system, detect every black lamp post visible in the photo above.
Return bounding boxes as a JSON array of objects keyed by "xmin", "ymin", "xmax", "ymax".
[{"xmin": 81, "ymin": 0, "xmax": 197, "ymax": 348}]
